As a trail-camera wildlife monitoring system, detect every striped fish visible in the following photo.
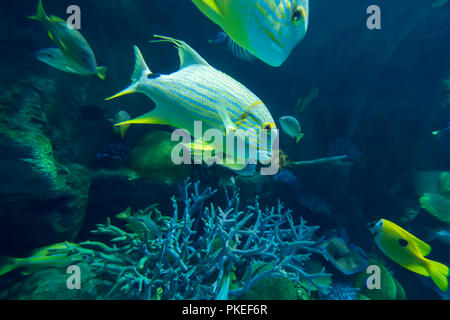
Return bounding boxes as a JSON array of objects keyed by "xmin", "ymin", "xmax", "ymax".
[
  {"xmin": 106, "ymin": 35, "xmax": 277, "ymax": 173},
  {"xmin": 191, "ymin": 0, "xmax": 309, "ymax": 66}
]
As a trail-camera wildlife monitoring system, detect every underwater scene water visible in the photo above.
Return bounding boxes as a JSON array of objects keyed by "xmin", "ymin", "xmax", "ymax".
[{"xmin": 0, "ymin": 0, "xmax": 450, "ymax": 301}]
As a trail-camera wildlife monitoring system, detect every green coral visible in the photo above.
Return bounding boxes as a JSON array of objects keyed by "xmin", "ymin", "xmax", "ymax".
[
  {"xmin": 129, "ymin": 131, "xmax": 190, "ymax": 184},
  {"xmin": 420, "ymin": 192, "xmax": 450, "ymax": 223},
  {"xmin": 438, "ymin": 172, "xmax": 450, "ymax": 198},
  {"xmin": 238, "ymin": 263, "xmax": 300, "ymax": 300},
  {"xmin": 353, "ymin": 259, "xmax": 406, "ymax": 300}
]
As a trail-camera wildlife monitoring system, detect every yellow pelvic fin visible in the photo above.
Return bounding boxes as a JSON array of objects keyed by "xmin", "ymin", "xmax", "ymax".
[
  {"xmin": 114, "ymin": 112, "xmax": 168, "ymax": 126},
  {"xmin": 426, "ymin": 259, "xmax": 449, "ymax": 292}
]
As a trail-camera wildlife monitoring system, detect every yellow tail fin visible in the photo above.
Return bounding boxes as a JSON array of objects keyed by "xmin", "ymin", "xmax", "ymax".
[
  {"xmin": 0, "ymin": 257, "xmax": 17, "ymax": 277},
  {"xmin": 96, "ymin": 66, "xmax": 107, "ymax": 80},
  {"xmin": 27, "ymin": 0, "xmax": 48, "ymax": 23},
  {"xmin": 426, "ymin": 259, "xmax": 449, "ymax": 292}
]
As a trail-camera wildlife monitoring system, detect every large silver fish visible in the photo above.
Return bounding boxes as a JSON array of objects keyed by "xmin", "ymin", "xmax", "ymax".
[{"xmin": 106, "ymin": 36, "xmax": 277, "ymax": 174}]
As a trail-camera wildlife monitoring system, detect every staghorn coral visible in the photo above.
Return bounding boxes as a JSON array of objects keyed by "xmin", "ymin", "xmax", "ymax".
[{"xmin": 67, "ymin": 179, "xmax": 331, "ymax": 300}]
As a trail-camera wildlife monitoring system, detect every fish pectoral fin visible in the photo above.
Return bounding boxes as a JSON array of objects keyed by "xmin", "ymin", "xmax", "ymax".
[
  {"xmin": 151, "ymin": 35, "xmax": 210, "ymax": 69},
  {"xmin": 227, "ymin": 37, "xmax": 255, "ymax": 62},
  {"xmin": 215, "ymin": 96, "xmax": 236, "ymax": 132}
]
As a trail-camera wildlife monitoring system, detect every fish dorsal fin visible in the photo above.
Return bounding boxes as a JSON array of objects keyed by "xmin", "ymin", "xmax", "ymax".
[
  {"xmin": 131, "ymin": 46, "xmax": 151, "ymax": 82},
  {"xmin": 151, "ymin": 35, "xmax": 210, "ymax": 69}
]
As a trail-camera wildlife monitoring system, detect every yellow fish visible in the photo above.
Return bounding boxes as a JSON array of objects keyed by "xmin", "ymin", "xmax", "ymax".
[
  {"xmin": 0, "ymin": 242, "xmax": 80, "ymax": 277},
  {"xmin": 370, "ymin": 219, "xmax": 449, "ymax": 292},
  {"xmin": 28, "ymin": 0, "xmax": 107, "ymax": 80},
  {"xmin": 191, "ymin": 0, "xmax": 309, "ymax": 67}
]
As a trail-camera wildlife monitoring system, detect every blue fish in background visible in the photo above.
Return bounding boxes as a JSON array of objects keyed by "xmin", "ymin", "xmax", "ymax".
[
  {"xmin": 432, "ymin": 117, "xmax": 450, "ymax": 136},
  {"xmin": 95, "ymin": 142, "xmax": 131, "ymax": 167}
]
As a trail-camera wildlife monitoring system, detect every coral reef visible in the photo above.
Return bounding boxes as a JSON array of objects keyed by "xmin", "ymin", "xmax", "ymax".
[
  {"xmin": 66, "ymin": 179, "xmax": 331, "ymax": 300},
  {"xmin": 353, "ymin": 259, "xmax": 406, "ymax": 300}
]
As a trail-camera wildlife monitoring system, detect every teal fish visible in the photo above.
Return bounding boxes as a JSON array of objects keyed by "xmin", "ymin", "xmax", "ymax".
[
  {"xmin": 191, "ymin": 0, "xmax": 309, "ymax": 67},
  {"xmin": 28, "ymin": 0, "xmax": 107, "ymax": 80},
  {"xmin": 106, "ymin": 35, "xmax": 277, "ymax": 173},
  {"xmin": 279, "ymin": 115, "xmax": 304, "ymax": 143}
]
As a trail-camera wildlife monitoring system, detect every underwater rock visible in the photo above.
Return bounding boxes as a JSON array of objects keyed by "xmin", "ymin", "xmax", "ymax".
[
  {"xmin": 241, "ymin": 276, "xmax": 299, "ymax": 300},
  {"xmin": 438, "ymin": 172, "xmax": 450, "ymax": 198},
  {"xmin": 353, "ymin": 259, "xmax": 405, "ymax": 300},
  {"xmin": 419, "ymin": 192, "xmax": 450, "ymax": 223},
  {"xmin": 0, "ymin": 80, "xmax": 91, "ymax": 254},
  {"xmin": 129, "ymin": 131, "xmax": 190, "ymax": 185},
  {"xmin": 413, "ymin": 171, "xmax": 442, "ymax": 196},
  {"xmin": 2, "ymin": 262, "xmax": 100, "ymax": 300}
]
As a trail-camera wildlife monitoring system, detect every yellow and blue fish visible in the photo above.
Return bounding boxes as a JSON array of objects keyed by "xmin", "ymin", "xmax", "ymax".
[
  {"xmin": 106, "ymin": 35, "xmax": 277, "ymax": 174},
  {"xmin": 191, "ymin": 0, "xmax": 309, "ymax": 66},
  {"xmin": 370, "ymin": 219, "xmax": 449, "ymax": 292},
  {"xmin": 28, "ymin": 0, "xmax": 107, "ymax": 80}
]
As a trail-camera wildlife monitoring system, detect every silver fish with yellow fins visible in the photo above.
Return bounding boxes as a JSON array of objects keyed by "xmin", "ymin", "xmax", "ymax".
[
  {"xmin": 191, "ymin": 0, "xmax": 309, "ymax": 67},
  {"xmin": 0, "ymin": 242, "xmax": 82, "ymax": 277},
  {"xmin": 106, "ymin": 35, "xmax": 277, "ymax": 174},
  {"xmin": 370, "ymin": 219, "xmax": 449, "ymax": 292},
  {"xmin": 28, "ymin": 0, "xmax": 107, "ymax": 80}
]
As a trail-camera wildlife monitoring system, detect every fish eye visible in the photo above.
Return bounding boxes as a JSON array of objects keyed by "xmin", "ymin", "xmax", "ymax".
[
  {"xmin": 263, "ymin": 122, "xmax": 275, "ymax": 131},
  {"xmin": 291, "ymin": 7, "xmax": 304, "ymax": 24}
]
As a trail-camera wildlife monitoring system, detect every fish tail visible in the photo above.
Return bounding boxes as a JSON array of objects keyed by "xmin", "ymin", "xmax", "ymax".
[
  {"xmin": 296, "ymin": 133, "xmax": 305, "ymax": 144},
  {"xmin": 425, "ymin": 258, "xmax": 449, "ymax": 292},
  {"xmin": 27, "ymin": 0, "xmax": 48, "ymax": 23},
  {"xmin": 96, "ymin": 66, "xmax": 108, "ymax": 80},
  {"xmin": 105, "ymin": 46, "xmax": 151, "ymax": 100},
  {"xmin": 0, "ymin": 257, "xmax": 18, "ymax": 277}
]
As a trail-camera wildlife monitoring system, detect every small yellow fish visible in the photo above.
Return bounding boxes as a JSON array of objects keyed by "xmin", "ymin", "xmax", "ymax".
[
  {"xmin": 112, "ymin": 111, "xmax": 131, "ymax": 138},
  {"xmin": 28, "ymin": 0, "xmax": 107, "ymax": 79},
  {"xmin": 191, "ymin": 0, "xmax": 309, "ymax": 67},
  {"xmin": 0, "ymin": 242, "xmax": 81, "ymax": 277},
  {"xmin": 370, "ymin": 219, "xmax": 449, "ymax": 291}
]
